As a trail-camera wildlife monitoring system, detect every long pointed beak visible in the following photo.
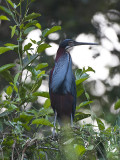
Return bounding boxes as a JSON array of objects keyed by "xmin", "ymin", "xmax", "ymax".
[{"xmin": 74, "ymin": 41, "xmax": 99, "ymax": 46}]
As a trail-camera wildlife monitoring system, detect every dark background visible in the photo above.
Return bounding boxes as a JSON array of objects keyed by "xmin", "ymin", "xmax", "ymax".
[{"xmin": 0, "ymin": 0, "xmax": 120, "ymax": 124}]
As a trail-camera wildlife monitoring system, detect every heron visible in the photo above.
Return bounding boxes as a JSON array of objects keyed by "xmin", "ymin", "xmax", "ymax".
[{"xmin": 49, "ymin": 39, "xmax": 98, "ymax": 127}]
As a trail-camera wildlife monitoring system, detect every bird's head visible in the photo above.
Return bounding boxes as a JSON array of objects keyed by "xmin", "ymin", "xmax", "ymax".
[{"xmin": 59, "ymin": 39, "xmax": 98, "ymax": 50}]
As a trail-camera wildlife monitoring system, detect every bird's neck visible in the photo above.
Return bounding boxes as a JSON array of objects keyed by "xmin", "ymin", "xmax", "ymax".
[{"xmin": 55, "ymin": 47, "xmax": 68, "ymax": 62}]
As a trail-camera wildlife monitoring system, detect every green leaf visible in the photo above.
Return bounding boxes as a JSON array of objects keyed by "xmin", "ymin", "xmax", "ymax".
[
  {"xmin": 35, "ymin": 63, "xmax": 48, "ymax": 70},
  {"xmin": 10, "ymin": 82, "xmax": 18, "ymax": 93},
  {"xmin": 19, "ymin": 86, "xmax": 26, "ymax": 99},
  {"xmin": 43, "ymin": 99, "xmax": 51, "ymax": 108},
  {"xmin": 0, "ymin": 70, "xmax": 13, "ymax": 82},
  {"xmin": 76, "ymin": 74, "xmax": 89, "ymax": 85},
  {"xmin": 0, "ymin": 111, "xmax": 8, "ymax": 117},
  {"xmin": 83, "ymin": 66, "xmax": 95, "ymax": 73},
  {"xmin": 24, "ymin": 26, "xmax": 36, "ymax": 35},
  {"xmin": 37, "ymin": 70, "xmax": 45, "ymax": 78},
  {"xmin": 74, "ymin": 112, "xmax": 91, "ymax": 122},
  {"xmin": 20, "ymin": 24, "xmax": 24, "ymax": 30},
  {"xmin": 87, "ymin": 145, "xmax": 94, "ymax": 151},
  {"xmin": 105, "ymin": 127, "xmax": 111, "ymax": 134},
  {"xmin": 30, "ymin": 39, "xmax": 36, "ymax": 44},
  {"xmin": 96, "ymin": 118, "xmax": 105, "ymax": 131},
  {"xmin": 0, "ymin": 47, "xmax": 11, "ymax": 54},
  {"xmin": 14, "ymin": 85, "xmax": 18, "ymax": 93},
  {"xmin": 42, "ymin": 26, "xmax": 61, "ymax": 37},
  {"xmin": 0, "ymin": 44, "xmax": 18, "ymax": 55},
  {"xmin": 39, "ymin": 151, "xmax": 46, "ymax": 159},
  {"xmin": 24, "ymin": 43, "xmax": 32, "ymax": 51},
  {"xmin": 85, "ymin": 92, "xmax": 90, "ymax": 100},
  {"xmin": 75, "ymin": 69, "xmax": 89, "ymax": 85},
  {"xmin": 17, "ymin": 2, "xmax": 20, "ymax": 8},
  {"xmin": 32, "ymin": 91, "xmax": 50, "ymax": 98},
  {"xmin": 0, "ymin": 5, "xmax": 13, "ymax": 16},
  {"xmin": 37, "ymin": 40, "xmax": 42, "ymax": 45},
  {"xmin": 32, "ymin": 118, "xmax": 53, "ymax": 127},
  {"xmin": 24, "ymin": 20, "xmax": 38, "ymax": 29},
  {"xmin": 8, "ymin": 104, "xmax": 17, "ymax": 111},
  {"xmin": 74, "ymin": 144, "xmax": 86, "ymax": 156},
  {"xmin": 37, "ymin": 43, "xmax": 51, "ymax": 53},
  {"xmin": 0, "ymin": 63, "xmax": 15, "ymax": 73},
  {"xmin": 24, "ymin": 12, "xmax": 41, "ymax": 21},
  {"xmin": 26, "ymin": 66, "xmax": 38, "ymax": 77},
  {"xmin": 63, "ymin": 138, "xmax": 74, "ymax": 145},
  {"xmin": 35, "ymin": 23, "xmax": 41, "ymax": 29},
  {"xmin": 76, "ymin": 83, "xmax": 84, "ymax": 97},
  {"xmin": 23, "ymin": 54, "xmax": 40, "ymax": 69},
  {"xmin": 38, "ymin": 108, "xmax": 53, "ymax": 117},
  {"xmin": 75, "ymin": 69, "xmax": 84, "ymax": 79},
  {"xmin": 0, "ymin": 15, "xmax": 10, "ymax": 21},
  {"xmin": 26, "ymin": 66, "xmax": 44, "ymax": 79},
  {"xmin": 0, "ymin": 110, "xmax": 12, "ymax": 117},
  {"xmin": 14, "ymin": 72, "xmax": 20, "ymax": 85},
  {"xmin": 116, "ymin": 115, "xmax": 120, "ymax": 127},
  {"xmin": 4, "ymin": 43, "xmax": 18, "ymax": 47},
  {"xmin": 32, "ymin": 78, "xmax": 42, "ymax": 92},
  {"xmin": 22, "ymin": 123, "xmax": 31, "ymax": 131},
  {"xmin": 20, "ymin": 112, "xmax": 33, "ymax": 122},
  {"xmin": 114, "ymin": 99, "xmax": 120, "ymax": 110},
  {"xmin": 7, "ymin": 0, "xmax": 16, "ymax": 8},
  {"xmin": 10, "ymin": 25, "xmax": 16, "ymax": 38},
  {"xmin": 6, "ymin": 86, "xmax": 13, "ymax": 96},
  {"xmin": 76, "ymin": 101, "xmax": 93, "ymax": 110}
]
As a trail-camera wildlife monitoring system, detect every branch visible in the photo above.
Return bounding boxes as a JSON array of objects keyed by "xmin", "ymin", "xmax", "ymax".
[
  {"xmin": 38, "ymin": 146, "xmax": 59, "ymax": 151},
  {"xmin": 21, "ymin": 138, "xmax": 37, "ymax": 160},
  {"xmin": 11, "ymin": 140, "xmax": 16, "ymax": 160}
]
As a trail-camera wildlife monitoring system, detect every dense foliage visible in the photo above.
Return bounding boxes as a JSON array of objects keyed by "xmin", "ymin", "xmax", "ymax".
[{"xmin": 0, "ymin": 0, "xmax": 120, "ymax": 160}]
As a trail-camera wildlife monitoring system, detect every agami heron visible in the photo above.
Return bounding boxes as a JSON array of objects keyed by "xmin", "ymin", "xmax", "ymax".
[{"xmin": 49, "ymin": 39, "xmax": 98, "ymax": 125}]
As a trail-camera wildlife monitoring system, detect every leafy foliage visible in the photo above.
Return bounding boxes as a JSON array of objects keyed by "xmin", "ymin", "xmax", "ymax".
[
  {"xmin": 0, "ymin": 1, "xmax": 120, "ymax": 160},
  {"xmin": 114, "ymin": 99, "xmax": 120, "ymax": 110}
]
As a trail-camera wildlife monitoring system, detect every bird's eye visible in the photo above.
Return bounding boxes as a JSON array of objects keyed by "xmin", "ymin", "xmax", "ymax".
[{"xmin": 68, "ymin": 41, "xmax": 73, "ymax": 47}]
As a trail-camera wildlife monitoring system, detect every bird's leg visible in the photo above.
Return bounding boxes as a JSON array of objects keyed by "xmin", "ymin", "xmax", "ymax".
[
  {"xmin": 71, "ymin": 114, "xmax": 73, "ymax": 127},
  {"xmin": 52, "ymin": 111, "xmax": 57, "ymax": 138},
  {"xmin": 54, "ymin": 111, "xmax": 57, "ymax": 127}
]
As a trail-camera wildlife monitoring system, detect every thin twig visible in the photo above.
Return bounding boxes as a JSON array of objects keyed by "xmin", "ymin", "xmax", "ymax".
[
  {"xmin": 0, "ymin": 146, "xmax": 4, "ymax": 160},
  {"xmin": 21, "ymin": 138, "xmax": 37, "ymax": 160},
  {"xmin": 21, "ymin": 145, "xmax": 27, "ymax": 160},
  {"xmin": 11, "ymin": 140, "xmax": 16, "ymax": 160},
  {"xmin": 5, "ymin": 0, "xmax": 19, "ymax": 25},
  {"xmin": 38, "ymin": 146, "xmax": 59, "ymax": 151},
  {"xmin": 45, "ymin": 152, "xmax": 48, "ymax": 160}
]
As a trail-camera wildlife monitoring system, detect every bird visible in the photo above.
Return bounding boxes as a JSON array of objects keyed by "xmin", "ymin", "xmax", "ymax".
[{"xmin": 49, "ymin": 39, "xmax": 98, "ymax": 126}]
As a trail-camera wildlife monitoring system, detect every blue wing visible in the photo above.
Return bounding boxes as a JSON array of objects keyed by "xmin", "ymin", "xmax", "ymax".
[{"xmin": 50, "ymin": 53, "xmax": 70, "ymax": 93}]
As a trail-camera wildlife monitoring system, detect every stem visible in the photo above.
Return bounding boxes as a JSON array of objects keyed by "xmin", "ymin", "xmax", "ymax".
[
  {"xmin": 1, "ymin": 148, "xmax": 4, "ymax": 160},
  {"xmin": 0, "ymin": 135, "xmax": 5, "ymax": 160},
  {"xmin": 5, "ymin": 0, "xmax": 19, "ymax": 25},
  {"xmin": 11, "ymin": 140, "xmax": 16, "ymax": 160},
  {"xmin": 25, "ymin": 0, "xmax": 29, "ymax": 17},
  {"xmin": 18, "ymin": 41, "xmax": 23, "ymax": 84},
  {"xmin": 23, "ymin": 70, "xmax": 29, "ymax": 84},
  {"xmin": 21, "ymin": 146, "xmax": 27, "ymax": 160},
  {"xmin": 19, "ymin": 0, "xmax": 22, "ymax": 23},
  {"xmin": 18, "ymin": 0, "xmax": 24, "ymax": 87},
  {"xmin": 83, "ymin": 83, "xmax": 94, "ymax": 120}
]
